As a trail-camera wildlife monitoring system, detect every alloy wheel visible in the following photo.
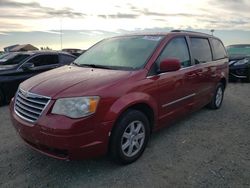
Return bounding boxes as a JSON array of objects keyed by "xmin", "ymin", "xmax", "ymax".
[{"xmin": 121, "ymin": 120, "xmax": 145, "ymax": 157}]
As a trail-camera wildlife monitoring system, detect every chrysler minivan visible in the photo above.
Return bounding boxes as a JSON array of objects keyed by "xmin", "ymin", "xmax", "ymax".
[{"xmin": 10, "ymin": 31, "xmax": 228, "ymax": 164}]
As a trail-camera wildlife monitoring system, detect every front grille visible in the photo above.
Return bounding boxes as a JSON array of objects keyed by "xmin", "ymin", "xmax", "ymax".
[{"xmin": 14, "ymin": 88, "xmax": 50, "ymax": 123}]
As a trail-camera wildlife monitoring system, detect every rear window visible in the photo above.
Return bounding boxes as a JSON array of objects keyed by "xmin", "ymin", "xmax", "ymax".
[
  {"xmin": 0, "ymin": 54, "xmax": 30, "ymax": 65},
  {"xmin": 190, "ymin": 38, "xmax": 212, "ymax": 63},
  {"xmin": 211, "ymin": 39, "xmax": 227, "ymax": 60},
  {"xmin": 59, "ymin": 54, "xmax": 76, "ymax": 65}
]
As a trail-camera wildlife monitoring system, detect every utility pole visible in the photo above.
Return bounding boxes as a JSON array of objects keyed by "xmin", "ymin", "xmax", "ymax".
[
  {"xmin": 210, "ymin": 29, "xmax": 215, "ymax": 36},
  {"xmin": 60, "ymin": 18, "xmax": 62, "ymax": 50}
]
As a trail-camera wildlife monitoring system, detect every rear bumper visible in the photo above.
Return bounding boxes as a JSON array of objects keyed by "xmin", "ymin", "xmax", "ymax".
[{"xmin": 10, "ymin": 99, "xmax": 114, "ymax": 160}]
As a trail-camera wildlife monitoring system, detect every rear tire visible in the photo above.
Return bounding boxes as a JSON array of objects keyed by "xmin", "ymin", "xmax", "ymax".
[
  {"xmin": 109, "ymin": 110, "xmax": 150, "ymax": 164},
  {"xmin": 207, "ymin": 83, "xmax": 224, "ymax": 109}
]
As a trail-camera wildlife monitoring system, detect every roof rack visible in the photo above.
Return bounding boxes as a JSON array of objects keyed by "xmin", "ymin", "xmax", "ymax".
[{"xmin": 171, "ymin": 30, "xmax": 211, "ymax": 35}]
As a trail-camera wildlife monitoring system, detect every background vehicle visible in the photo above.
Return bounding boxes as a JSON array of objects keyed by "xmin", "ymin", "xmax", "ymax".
[
  {"xmin": 10, "ymin": 31, "xmax": 228, "ymax": 164},
  {"xmin": 0, "ymin": 52, "xmax": 10, "ymax": 59},
  {"xmin": 227, "ymin": 44, "xmax": 250, "ymax": 82},
  {"xmin": 0, "ymin": 51, "xmax": 76, "ymax": 105},
  {"xmin": 62, "ymin": 48, "xmax": 86, "ymax": 57}
]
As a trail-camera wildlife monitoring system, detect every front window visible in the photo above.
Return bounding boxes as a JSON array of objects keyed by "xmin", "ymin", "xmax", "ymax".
[
  {"xmin": 74, "ymin": 36, "xmax": 164, "ymax": 70},
  {"xmin": 227, "ymin": 45, "xmax": 250, "ymax": 57},
  {"xmin": 27, "ymin": 55, "xmax": 59, "ymax": 67},
  {"xmin": 156, "ymin": 37, "xmax": 191, "ymax": 68}
]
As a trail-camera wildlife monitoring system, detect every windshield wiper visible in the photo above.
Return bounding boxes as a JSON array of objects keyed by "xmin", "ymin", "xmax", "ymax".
[
  {"xmin": 79, "ymin": 64, "xmax": 112, "ymax": 69},
  {"xmin": 71, "ymin": 62, "xmax": 80, "ymax": 66}
]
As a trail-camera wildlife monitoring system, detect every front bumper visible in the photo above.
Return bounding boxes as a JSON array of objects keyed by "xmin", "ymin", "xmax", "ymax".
[{"xmin": 10, "ymin": 99, "xmax": 114, "ymax": 160}]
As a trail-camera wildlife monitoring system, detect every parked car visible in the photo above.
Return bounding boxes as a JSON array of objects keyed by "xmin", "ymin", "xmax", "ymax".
[
  {"xmin": 10, "ymin": 31, "xmax": 228, "ymax": 164},
  {"xmin": 0, "ymin": 51, "xmax": 76, "ymax": 105},
  {"xmin": 62, "ymin": 48, "xmax": 86, "ymax": 57},
  {"xmin": 0, "ymin": 52, "xmax": 10, "ymax": 59},
  {"xmin": 227, "ymin": 44, "xmax": 250, "ymax": 82}
]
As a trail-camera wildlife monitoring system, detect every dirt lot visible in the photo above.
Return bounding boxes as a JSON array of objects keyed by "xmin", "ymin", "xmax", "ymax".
[{"xmin": 0, "ymin": 83, "xmax": 249, "ymax": 188}]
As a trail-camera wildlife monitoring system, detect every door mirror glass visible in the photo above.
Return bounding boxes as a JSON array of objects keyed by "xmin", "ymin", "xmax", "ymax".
[
  {"xmin": 21, "ymin": 63, "xmax": 34, "ymax": 71},
  {"xmin": 159, "ymin": 58, "xmax": 181, "ymax": 73}
]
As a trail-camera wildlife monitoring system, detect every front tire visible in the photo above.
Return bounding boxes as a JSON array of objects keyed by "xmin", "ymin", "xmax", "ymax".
[
  {"xmin": 207, "ymin": 83, "xmax": 224, "ymax": 109},
  {"xmin": 110, "ymin": 110, "xmax": 150, "ymax": 164}
]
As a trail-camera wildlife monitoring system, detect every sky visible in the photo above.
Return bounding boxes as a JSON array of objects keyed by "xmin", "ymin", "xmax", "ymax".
[{"xmin": 0, "ymin": 0, "xmax": 250, "ymax": 51}]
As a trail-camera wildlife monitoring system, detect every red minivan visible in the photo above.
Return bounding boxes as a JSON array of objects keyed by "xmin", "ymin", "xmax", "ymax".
[{"xmin": 10, "ymin": 31, "xmax": 229, "ymax": 164}]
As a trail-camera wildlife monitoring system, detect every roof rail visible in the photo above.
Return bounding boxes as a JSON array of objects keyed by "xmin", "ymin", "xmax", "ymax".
[{"xmin": 171, "ymin": 30, "xmax": 211, "ymax": 35}]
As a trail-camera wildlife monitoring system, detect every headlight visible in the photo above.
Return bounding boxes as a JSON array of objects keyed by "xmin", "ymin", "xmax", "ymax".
[
  {"xmin": 234, "ymin": 58, "xmax": 249, "ymax": 66},
  {"xmin": 52, "ymin": 96, "xmax": 100, "ymax": 118}
]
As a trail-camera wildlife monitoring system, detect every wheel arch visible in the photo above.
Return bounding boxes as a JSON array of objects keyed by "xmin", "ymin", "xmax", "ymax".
[
  {"xmin": 104, "ymin": 92, "xmax": 158, "ymax": 133},
  {"xmin": 106, "ymin": 93, "xmax": 158, "ymax": 155},
  {"xmin": 220, "ymin": 77, "xmax": 227, "ymax": 89}
]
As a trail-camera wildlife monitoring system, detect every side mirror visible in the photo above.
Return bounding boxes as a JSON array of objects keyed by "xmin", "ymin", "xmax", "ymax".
[
  {"xmin": 22, "ymin": 63, "xmax": 34, "ymax": 71},
  {"xmin": 158, "ymin": 58, "xmax": 181, "ymax": 73}
]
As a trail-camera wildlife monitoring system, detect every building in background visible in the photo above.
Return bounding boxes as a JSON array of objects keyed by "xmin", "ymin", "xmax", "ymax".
[
  {"xmin": 4, "ymin": 44, "xmax": 38, "ymax": 52},
  {"xmin": 4, "ymin": 44, "xmax": 19, "ymax": 52}
]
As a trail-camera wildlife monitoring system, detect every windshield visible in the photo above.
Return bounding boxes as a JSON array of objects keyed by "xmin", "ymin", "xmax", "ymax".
[
  {"xmin": 0, "ymin": 53, "xmax": 31, "ymax": 65},
  {"xmin": 0, "ymin": 53, "xmax": 10, "ymax": 59},
  {"xmin": 227, "ymin": 45, "xmax": 250, "ymax": 56},
  {"xmin": 74, "ymin": 35, "xmax": 164, "ymax": 70}
]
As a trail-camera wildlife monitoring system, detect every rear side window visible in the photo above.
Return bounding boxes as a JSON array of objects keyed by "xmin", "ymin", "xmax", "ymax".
[
  {"xmin": 211, "ymin": 39, "xmax": 227, "ymax": 60},
  {"xmin": 0, "ymin": 54, "xmax": 30, "ymax": 65},
  {"xmin": 190, "ymin": 38, "xmax": 212, "ymax": 63},
  {"xmin": 157, "ymin": 37, "xmax": 191, "ymax": 68},
  {"xmin": 59, "ymin": 54, "xmax": 76, "ymax": 65},
  {"xmin": 28, "ymin": 54, "xmax": 59, "ymax": 67}
]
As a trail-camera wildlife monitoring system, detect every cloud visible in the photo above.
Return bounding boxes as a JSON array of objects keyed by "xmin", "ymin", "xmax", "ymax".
[
  {"xmin": 0, "ymin": 0, "xmax": 40, "ymax": 8},
  {"xmin": 1, "ymin": 0, "xmax": 250, "ymax": 33},
  {"xmin": 0, "ymin": 0, "xmax": 86, "ymax": 19},
  {"xmin": 0, "ymin": 32, "xmax": 9, "ymax": 35},
  {"xmin": 128, "ymin": 6, "xmax": 203, "ymax": 18},
  {"xmin": 208, "ymin": 0, "xmax": 250, "ymax": 12},
  {"xmin": 44, "ymin": 7, "xmax": 86, "ymax": 18},
  {"xmin": 40, "ymin": 30, "xmax": 63, "ymax": 35},
  {"xmin": 0, "ymin": 21, "xmax": 24, "ymax": 31},
  {"xmin": 98, "ymin": 13, "xmax": 138, "ymax": 19}
]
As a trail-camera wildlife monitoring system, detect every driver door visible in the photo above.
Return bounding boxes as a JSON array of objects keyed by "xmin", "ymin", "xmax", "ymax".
[{"xmin": 153, "ymin": 37, "xmax": 198, "ymax": 126}]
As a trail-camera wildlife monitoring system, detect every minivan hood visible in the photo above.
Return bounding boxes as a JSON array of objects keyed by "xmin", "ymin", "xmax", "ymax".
[{"xmin": 20, "ymin": 65, "xmax": 132, "ymax": 98}]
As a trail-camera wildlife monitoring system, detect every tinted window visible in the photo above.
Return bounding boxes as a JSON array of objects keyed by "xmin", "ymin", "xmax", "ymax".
[
  {"xmin": 227, "ymin": 45, "xmax": 250, "ymax": 56},
  {"xmin": 59, "ymin": 54, "xmax": 76, "ymax": 65},
  {"xmin": 190, "ymin": 38, "xmax": 212, "ymax": 63},
  {"xmin": 211, "ymin": 39, "xmax": 227, "ymax": 60},
  {"xmin": 28, "ymin": 54, "xmax": 58, "ymax": 67},
  {"xmin": 157, "ymin": 37, "xmax": 191, "ymax": 67},
  {"xmin": 0, "ymin": 54, "xmax": 30, "ymax": 65}
]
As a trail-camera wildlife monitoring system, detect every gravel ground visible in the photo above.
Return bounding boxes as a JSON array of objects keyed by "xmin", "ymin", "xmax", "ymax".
[{"xmin": 0, "ymin": 83, "xmax": 250, "ymax": 188}]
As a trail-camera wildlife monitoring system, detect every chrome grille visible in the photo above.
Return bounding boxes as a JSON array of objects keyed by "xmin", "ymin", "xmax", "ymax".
[{"xmin": 14, "ymin": 88, "xmax": 50, "ymax": 123}]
